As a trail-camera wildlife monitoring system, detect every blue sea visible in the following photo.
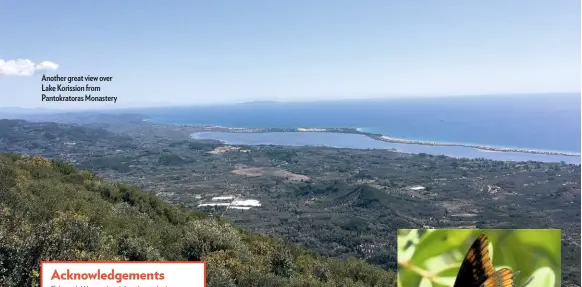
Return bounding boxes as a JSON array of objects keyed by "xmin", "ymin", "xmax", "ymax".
[{"xmin": 138, "ymin": 94, "xmax": 581, "ymax": 164}]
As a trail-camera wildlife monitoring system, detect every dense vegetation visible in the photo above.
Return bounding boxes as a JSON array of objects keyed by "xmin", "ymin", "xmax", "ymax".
[
  {"xmin": 398, "ymin": 229, "xmax": 562, "ymax": 287},
  {"xmin": 0, "ymin": 153, "xmax": 396, "ymax": 286},
  {"xmin": 1, "ymin": 117, "xmax": 580, "ymax": 286}
]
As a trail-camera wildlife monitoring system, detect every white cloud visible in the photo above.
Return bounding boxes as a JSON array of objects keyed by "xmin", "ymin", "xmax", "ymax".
[{"xmin": 0, "ymin": 58, "xmax": 59, "ymax": 76}]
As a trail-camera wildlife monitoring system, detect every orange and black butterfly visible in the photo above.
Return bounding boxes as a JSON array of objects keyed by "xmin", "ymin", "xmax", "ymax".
[{"xmin": 453, "ymin": 233, "xmax": 531, "ymax": 287}]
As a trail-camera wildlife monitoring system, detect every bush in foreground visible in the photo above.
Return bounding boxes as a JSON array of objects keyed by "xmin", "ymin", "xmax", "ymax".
[{"xmin": 0, "ymin": 154, "xmax": 396, "ymax": 286}]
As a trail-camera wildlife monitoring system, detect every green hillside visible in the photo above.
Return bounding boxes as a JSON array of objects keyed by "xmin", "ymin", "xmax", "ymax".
[{"xmin": 0, "ymin": 153, "xmax": 396, "ymax": 286}]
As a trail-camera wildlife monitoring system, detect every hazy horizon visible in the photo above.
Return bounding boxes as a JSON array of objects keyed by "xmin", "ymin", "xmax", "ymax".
[{"xmin": 0, "ymin": 92, "xmax": 579, "ymax": 112}]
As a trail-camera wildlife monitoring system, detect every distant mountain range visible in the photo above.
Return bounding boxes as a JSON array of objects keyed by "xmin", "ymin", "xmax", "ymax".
[{"xmin": 238, "ymin": 100, "xmax": 280, "ymax": 105}]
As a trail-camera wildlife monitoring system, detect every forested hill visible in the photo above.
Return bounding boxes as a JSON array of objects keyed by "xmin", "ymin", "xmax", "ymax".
[{"xmin": 0, "ymin": 153, "xmax": 396, "ymax": 286}]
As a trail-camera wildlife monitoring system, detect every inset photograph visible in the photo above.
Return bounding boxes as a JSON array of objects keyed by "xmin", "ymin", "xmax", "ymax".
[{"xmin": 397, "ymin": 229, "xmax": 561, "ymax": 287}]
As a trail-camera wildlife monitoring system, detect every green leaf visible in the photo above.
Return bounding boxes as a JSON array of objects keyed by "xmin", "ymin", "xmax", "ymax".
[
  {"xmin": 434, "ymin": 264, "xmax": 461, "ymax": 277},
  {"xmin": 411, "ymin": 229, "xmax": 474, "ymax": 265},
  {"xmin": 432, "ymin": 276, "xmax": 456, "ymax": 287},
  {"xmin": 513, "ymin": 229, "xmax": 561, "ymax": 267},
  {"xmin": 493, "ymin": 229, "xmax": 561, "ymax": 286},
  {"xmin": 398, "ymin": 229, "xmax": 421, "ymax": 262},
  {"xmin": 527, "ymin": 267, "xmax": 556, "ymax": 287},
  {"xmin": 398, "ymin": 268, "xmax": 422, "ymax": 287},
  {"xmin": 419, "ymin": 277, "xmax": 433, "ymax": 287}
]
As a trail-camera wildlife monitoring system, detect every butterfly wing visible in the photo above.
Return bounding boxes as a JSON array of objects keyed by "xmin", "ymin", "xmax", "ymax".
[
  {"xmin": 479, "ymin": 268, "xmax": 514, "ymax": 287},
  {"xmin": 453, "ymin": 233, "xmax": 497, "ymax": 287}
]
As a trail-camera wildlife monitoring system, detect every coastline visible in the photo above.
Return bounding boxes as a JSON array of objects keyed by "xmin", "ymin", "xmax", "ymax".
[
  {"xmin": 371, "ymin": 135, "xmax": 579, "ymax": 157},
  {"xmin": 148, "ymin": 121, "xmax": 580, "ymax": 158}
]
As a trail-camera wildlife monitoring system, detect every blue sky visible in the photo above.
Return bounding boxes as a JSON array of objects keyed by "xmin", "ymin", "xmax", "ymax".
[{"xmin": 0, "ymin": 0, "xmax": 579, "ymax": 108}]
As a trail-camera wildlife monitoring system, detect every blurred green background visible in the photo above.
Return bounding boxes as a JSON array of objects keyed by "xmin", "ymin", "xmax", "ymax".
[{"xmin": 397, "ymin": 229, "xmax": 561, "ymax": 287}]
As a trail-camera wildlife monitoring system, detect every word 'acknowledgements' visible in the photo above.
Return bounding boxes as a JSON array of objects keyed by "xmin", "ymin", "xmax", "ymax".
[{"xmin": 41, "ymin": 94, "xmax": 118, "ymax": 103}]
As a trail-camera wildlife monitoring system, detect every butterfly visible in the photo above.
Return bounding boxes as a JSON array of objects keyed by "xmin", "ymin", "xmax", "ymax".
[{"xmin": 453, "ymin": 233, "xmax": 532, "ymax": 287}]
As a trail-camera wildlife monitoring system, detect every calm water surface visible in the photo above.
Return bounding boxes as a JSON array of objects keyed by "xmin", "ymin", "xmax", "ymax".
[{"xmin": 192, "ymin": 132, "xmax": 581, "ymax": 164}]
